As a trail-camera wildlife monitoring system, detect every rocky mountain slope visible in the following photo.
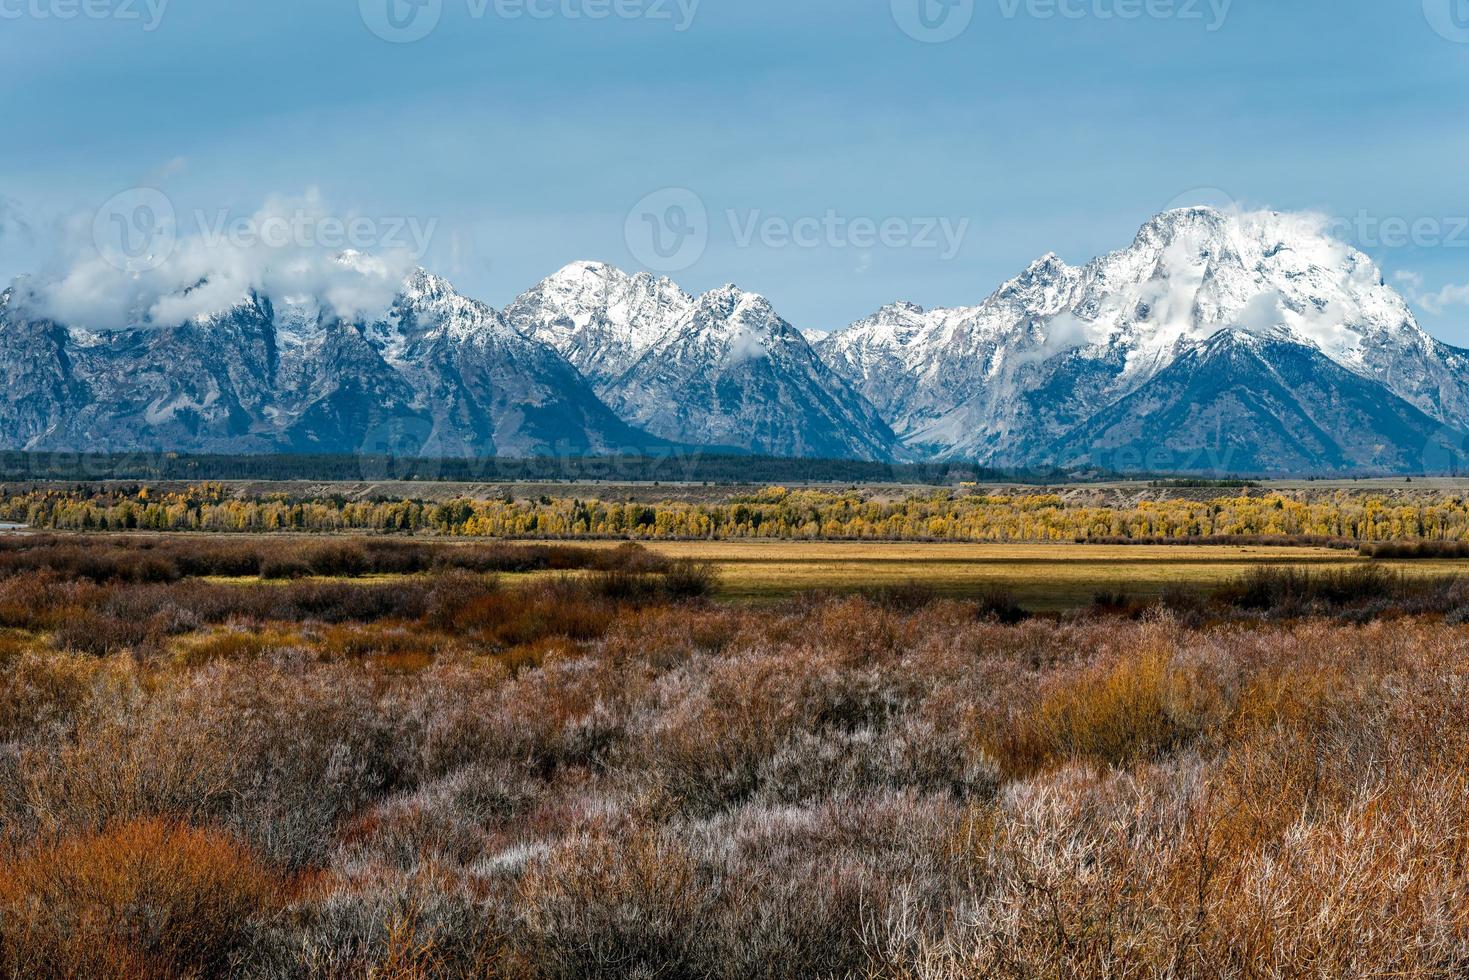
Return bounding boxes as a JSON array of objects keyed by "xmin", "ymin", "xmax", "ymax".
[
  {"xmin": 3, "ymin": 206, "xmax": 1465, "ymax": 473},
  {"xmin": 0, "ymin": 271, "xmax": 657, "ymax": 458},
  {"xmin": 599, "ymin": 285, "xmax": 898, "ymax": 461},
  {"xmin": 505, "ymin": 261, "xmax": 694, "ymax": 390},
  {"xmin": 820, "ymin": 207, "xmax": 1469, "ymax": 471},
  {"xmin": 1047, "ymin": 330, "xmax": 1459, "ymax": 475}
]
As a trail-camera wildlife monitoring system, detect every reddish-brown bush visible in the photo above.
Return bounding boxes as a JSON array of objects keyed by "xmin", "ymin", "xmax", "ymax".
[{"xmin": 0, "ymin": 819, "xmax": 280, "ymax": 979}]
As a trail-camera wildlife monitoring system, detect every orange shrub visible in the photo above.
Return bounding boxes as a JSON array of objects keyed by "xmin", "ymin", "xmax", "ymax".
[
  {"xmin": 994, "ymin": 638, "xmax": 1222, "ymax": 774},
  {"xmin": 172, "ymin": 627, "xmax": 301, "ymax": 667},
  {"xmin": 0, "ymin": 630, "xmax": 31, "ymax": 663},
  {"xmin": 451, "ymin": 582, "xmax": 614, "ymax": 648},
  {"xmin": 314, "ymin": 622, "xmax": 458, "ymax": 665},
  {"xmin": 0, "ymin": 819, "xmax": 280, "ymax": 979}
]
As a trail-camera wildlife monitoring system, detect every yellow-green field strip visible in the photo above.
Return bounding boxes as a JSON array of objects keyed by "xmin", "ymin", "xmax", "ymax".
[
  {"xmin": 504, "ymin": 540, "xmax": 1464, "ymax": 609},
  {"xmin": 190, "ymin": 539, "xmax": 1467, "ymax": 610}
]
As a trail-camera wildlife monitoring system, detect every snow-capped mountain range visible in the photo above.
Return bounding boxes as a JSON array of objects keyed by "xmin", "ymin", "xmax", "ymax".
[
  {"xmin": 818, "ymin": 208, "xmax": 1469, "ymax": 471},
  {"xmin": 2, "ymin": 206, "xmax": 1465, "ymax": 475},
  {"xmin": 507, "ymin": 269, "xmax": 895, "ymax": 460}
]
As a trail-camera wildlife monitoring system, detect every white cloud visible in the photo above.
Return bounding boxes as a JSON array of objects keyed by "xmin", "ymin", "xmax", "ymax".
[
  {"xmin": 1393, "ymin": 270, "xmax": 1469, "ymax": 316},
  {"xmin": 1236, "ymin": 288, "xmax": 1359, "ymax": 350},
  {"xmin": 1235, "ymin": 290, "xmax": 1286, "ymax": 334},
  {"xmin": 724, "ymin": 325, "xmax": 769, "ymax": 366},
  {"xmin": 19, "ymin": 190, "xmax": 421, "ymax": 330},
  {"xmin": 1013, "ymin": 310, "xmax": 1110, "ymax": 369},
  {"xmin": 1419, "ymin": 284, "xmax": 1469, "ymax": 314}
]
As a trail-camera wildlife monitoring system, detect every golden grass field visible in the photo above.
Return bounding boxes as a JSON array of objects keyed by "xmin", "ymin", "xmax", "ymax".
[{"xmin": 506, "ymin": 539, "xmax": 1468, "ymax": 608}]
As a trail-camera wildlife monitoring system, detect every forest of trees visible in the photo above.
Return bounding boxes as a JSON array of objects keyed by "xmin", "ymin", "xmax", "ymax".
[
  {"xmin": 6, "ymin": 483, "xmax": 1469, "ymax": 544},
  {"xmin": 0, "ymin": 451, "xmax": 1065, "ymax": 487}
]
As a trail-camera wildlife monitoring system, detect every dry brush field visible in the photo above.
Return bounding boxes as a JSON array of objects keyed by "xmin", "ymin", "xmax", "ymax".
[{"xmin": 3, "ymin": 534, "xmax": 1469, "ymax": 977}]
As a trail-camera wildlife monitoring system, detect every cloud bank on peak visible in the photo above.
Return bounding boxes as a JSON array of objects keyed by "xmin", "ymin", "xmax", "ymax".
[{"xmin": 18, "ymin": 190, "xmax": 422, "ymax": 331}]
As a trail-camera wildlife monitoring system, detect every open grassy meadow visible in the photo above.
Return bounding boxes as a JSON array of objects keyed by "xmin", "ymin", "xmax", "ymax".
[
  {"xmin": 529, "ymin": 538, "xmax": 1464, "ymax": 607},
  {"xmin": 116, "ymin": 535, "xmax": 1469, "ymax": 609}
]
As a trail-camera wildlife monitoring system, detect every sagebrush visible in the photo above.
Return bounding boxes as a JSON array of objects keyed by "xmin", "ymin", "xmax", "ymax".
[{"xmin": 1, "ymin": 544, "xmax": 1467, "ymax": 977}]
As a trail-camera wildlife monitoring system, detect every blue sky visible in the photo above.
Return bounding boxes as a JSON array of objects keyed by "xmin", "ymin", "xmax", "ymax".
[{"xmin": 2, "ymin": 0, "xmax": 1468, "ymax": 339}]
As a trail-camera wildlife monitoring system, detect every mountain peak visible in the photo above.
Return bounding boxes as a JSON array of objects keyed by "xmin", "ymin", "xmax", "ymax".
[
  {"xmin": 543, "ymin": 259, "xmax": 684, "ymax": 293},
  {"xmin": 689, "ymin": 286, "xmax": 792, "ymax": 331},
  {"xmin": 605, "ymin": 284, "xmax": 898, "ymax": 461},
  {"xmin": 822, "ymin": 205, "xmax": 1455, "ymax": 465},
  {"xmin": 685, "ymin": 286, "xmax": 787, "ymax": 339},
  {"xmin": 1025, "ymin": 252, "xmax": 1067, "ymax": 274},
  {"xmin": 1008, "ymin": 250, "xmax": 1075, "ymax": 284},
  {"xmin": 505, "ymin": 260, "xmax": 697, "ymax": 387},
  {"xmin": 548, "ymin": 259, "xmax": 625, "ymax": 283},
  {"xmin": 1161, "ymin": 204, "xmax": 1226, "ymax": 220},
  {"xmin": 992, "ymin": 250, "xmax": 1079, "ymax": 309},
  {"xmin": 1197, "ymin": 326, "xmax": 1267, "ymax": 356},
  {"xmin": 387, "ymin": 267, "xmax": 524, "ymax": 347},
  {"xmin": 401, "ymin": 267, "xmax": 455, "ymax": 300},
  {"xmin": 1152, "ymin": 204, "xmax": 1229, "ymax": 224},
  {"xmin": 841, "ymin": 300, "xmax": 933, "ymax": 336},
  {"xmin": 1131, "ymin": 205, "xmax": 1237, "ymax": 248},
  {"xmin": 701, "ymin": 283, "xmax": 763, "ymax": 307},
  {"xmin": 333, "ymin": 248, "xmax": 383, "ymax": 272}
]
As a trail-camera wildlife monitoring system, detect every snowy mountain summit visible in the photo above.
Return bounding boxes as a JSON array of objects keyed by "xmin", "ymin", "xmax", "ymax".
[
  {"xmin": 504, "ymin": 261, "xmax": 695, "ymax": 388},
  {"xmin": 509, "ymin": 271, "xmax": 897, "ymax": 460},
  {"xmin": 1, "ymin": 206, "xmax": 1464, "ymax": 474},
  {"xmin": 819, "ymin": 206, "xmax": 1469, "ymax": 472}
]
